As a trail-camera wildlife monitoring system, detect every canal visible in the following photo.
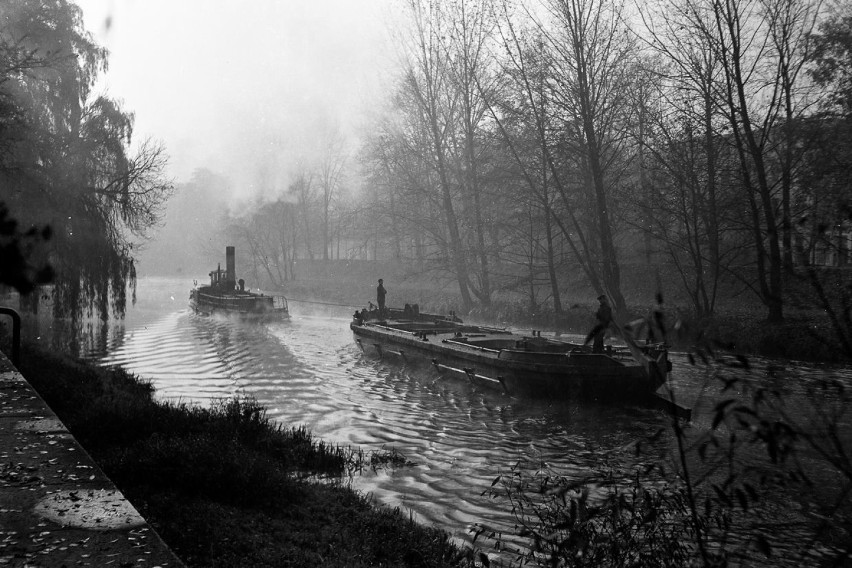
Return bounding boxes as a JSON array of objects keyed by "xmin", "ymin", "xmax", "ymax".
[{"xmin": 19, "ymin": 276, "xmax": 852, "ymax": 565}]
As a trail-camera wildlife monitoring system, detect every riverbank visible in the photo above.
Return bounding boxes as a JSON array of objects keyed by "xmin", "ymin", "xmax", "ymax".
[
  {"xmin": 17, "ymin": 343, "xmax": 468, "ymax": 568},
  {"xmin": 0, "ymin": 351, "xmax": 183, "ymax": 567}
]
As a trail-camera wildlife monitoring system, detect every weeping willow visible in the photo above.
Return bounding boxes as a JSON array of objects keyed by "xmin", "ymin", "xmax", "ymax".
[{"xmin": 0, "ymin": 0, "xmax": 172, "ymax": 322}]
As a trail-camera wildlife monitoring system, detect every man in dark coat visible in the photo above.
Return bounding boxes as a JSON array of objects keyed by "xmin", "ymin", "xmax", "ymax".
[
  {"xmin": 584, "ymin": 294, "xmax": 613, "ymax": 353},
  {"xmin": 376, "ymin": 279, "xmax": 387, "ymax": 317}
]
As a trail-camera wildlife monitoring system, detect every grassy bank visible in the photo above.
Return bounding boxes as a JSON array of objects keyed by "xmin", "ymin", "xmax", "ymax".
[{"xmin": 18, "ymin": 344, "xmax": 467, "ymax": 568}]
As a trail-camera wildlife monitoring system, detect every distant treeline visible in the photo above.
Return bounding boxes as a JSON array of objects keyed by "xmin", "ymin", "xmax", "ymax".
[{"xmin": 163, "ymin": 0, "xmax": 852, "ymax": 346}]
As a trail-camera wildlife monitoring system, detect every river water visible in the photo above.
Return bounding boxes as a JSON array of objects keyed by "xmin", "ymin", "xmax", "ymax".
[{"xmin": 18, "ymin": 277, "xmax": 852, "ymax": 564}]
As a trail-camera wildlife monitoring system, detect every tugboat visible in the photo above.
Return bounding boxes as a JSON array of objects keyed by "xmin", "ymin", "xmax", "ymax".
[{"xmin": 190, "ymin": 246, "xmax": 288, "ymax": 320}]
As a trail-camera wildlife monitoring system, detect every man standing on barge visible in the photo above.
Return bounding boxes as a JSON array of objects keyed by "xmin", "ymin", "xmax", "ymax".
[
  {"xmin": 377, "ymin": 279, "xmax": 387, "ymax": 318},
  {"xmin": 584, "ymin": 294, "xmax": 613, "ymax": 353}
]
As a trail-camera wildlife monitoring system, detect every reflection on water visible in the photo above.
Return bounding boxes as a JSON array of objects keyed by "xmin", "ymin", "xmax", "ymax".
[
  {"xmin": 22, "ymin": 277, "xmax": 852, "ymax": 563},
  {"xmin": 101, "ymin": 309, "xmax": 670, "ymax": 538},
  {"xmin": 61, "ymin": 278, "xmax": 674, "ymax": 550}
]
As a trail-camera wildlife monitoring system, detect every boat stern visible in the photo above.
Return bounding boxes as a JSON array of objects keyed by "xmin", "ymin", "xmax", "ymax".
[{"xmin": 645, "ymin": 345, "xmax": 671, "ymax": 391}]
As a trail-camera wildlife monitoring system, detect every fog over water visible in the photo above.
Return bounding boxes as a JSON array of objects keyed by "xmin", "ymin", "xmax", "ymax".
[{"xmin": 76, "ymin": 0, "xmax": 396, "ymax": 198}]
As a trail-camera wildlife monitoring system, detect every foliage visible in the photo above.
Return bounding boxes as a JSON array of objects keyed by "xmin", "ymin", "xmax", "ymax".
[
  {"xmin": 0, "ymin": 0, "xmax": 172, "ymax": 320},
  {"xmin": 472, "ymin": 297, "xmax": 852, "ymax": 567},
  {"xmin": 478, "ymin": 466, "xmax": 698, "ymax": 567},
  {"xmin": 810, "ymin": 8, "xmax": 852, "ymax": 116},
  {"xmin": 0, "ymin": 201, "xmax": 52, "ymax": 293}
]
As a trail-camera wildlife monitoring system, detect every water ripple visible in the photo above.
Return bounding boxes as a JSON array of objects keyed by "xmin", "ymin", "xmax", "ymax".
[{"xmin": 80, "ymin": 277, "xmax": 852, "ymax": 565}]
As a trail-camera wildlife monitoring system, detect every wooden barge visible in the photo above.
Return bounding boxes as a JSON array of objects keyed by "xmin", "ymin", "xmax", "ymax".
[{"xmin": 351, "ymin": 306, "xmax": 671, "ymax": 401}]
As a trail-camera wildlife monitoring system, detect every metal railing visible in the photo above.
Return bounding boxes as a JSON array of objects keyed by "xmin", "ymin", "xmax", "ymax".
[{"xmin": 0, "ymin": 306, "xmax": 21, "ymax": 366}]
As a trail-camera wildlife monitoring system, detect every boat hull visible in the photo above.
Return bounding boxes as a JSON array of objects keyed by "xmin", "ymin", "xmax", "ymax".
[
  {"xmin": 190, "ymin": 288, "xmax": 289, "ymax": 320},
  {"xmin": 350, "ymin": 317, "xmax": 668, "ymax": 400}
]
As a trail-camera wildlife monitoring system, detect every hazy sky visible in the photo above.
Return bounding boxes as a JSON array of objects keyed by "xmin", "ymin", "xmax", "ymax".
[{"xmin": 75, "ymin": 0, "xmax": 398, "ymax": 199}]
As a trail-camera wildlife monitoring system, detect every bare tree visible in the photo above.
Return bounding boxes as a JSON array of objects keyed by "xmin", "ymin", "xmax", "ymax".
[
  {"xmin": 638, "ymin": 0, "xmax": 825, "ymax": 322},
  {"xmin": 398, "ymin": 0, "xmax": 475, "ymax": 310},
  {"xmin": 288, "ymin": 164, "xmax": 317, "ymax": 260},
  {"xmin": 540, "ymin": 0, "xmax": 637, "ymax": 315},
  {"xmin": 361, "ymin": 107, "xmax": 448, "ymax": 265},
  {"xmin": 632, "ymin": 9, "xmax": 733, "ymax": 317},
  {"xmin": 441, "ymin": 0, "xmax": 500, "ymax": 307},
  {"xmin": 762, "ymin": 0, "xmax": 823, "ymax": 267},
  {"xmin": 316, "ymin": 121, "xmax": 347, "ymax": 260},
  {"xmin": 488, "ymin": 4, "xmax": 607, "ymax": 314}
]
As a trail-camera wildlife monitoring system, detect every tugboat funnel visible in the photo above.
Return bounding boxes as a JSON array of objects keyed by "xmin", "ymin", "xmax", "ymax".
[{"xmin": 225, "ymin": 246, "xmax": 236, "ymax": 291}]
